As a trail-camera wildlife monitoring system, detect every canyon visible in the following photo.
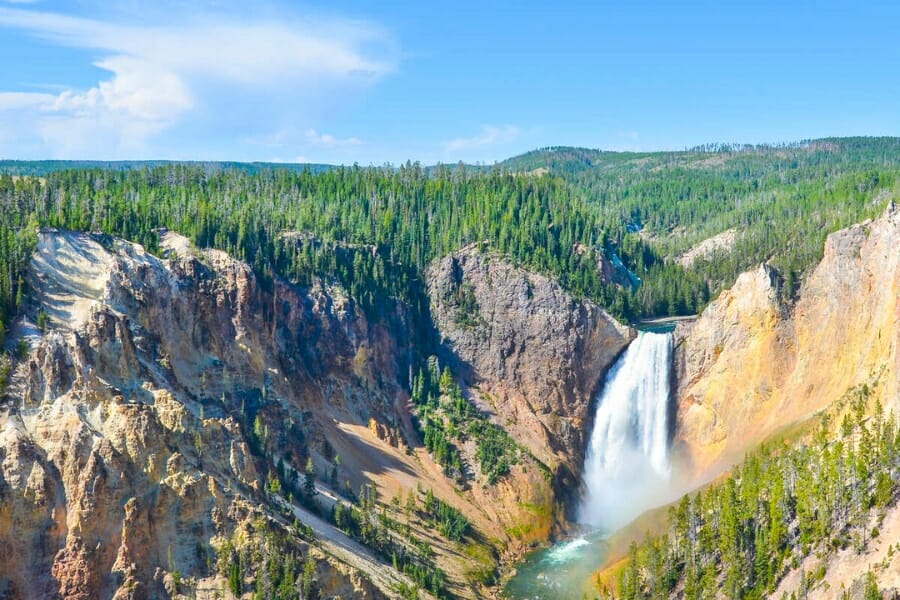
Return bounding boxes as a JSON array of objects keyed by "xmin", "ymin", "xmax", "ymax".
[
  {"xmin": 0, "ymin": 199, "xmax": 898, "ymax": 599},
  {"xmin": 0, "ymin": 229, "xmax": 632, "ymax": 598}
]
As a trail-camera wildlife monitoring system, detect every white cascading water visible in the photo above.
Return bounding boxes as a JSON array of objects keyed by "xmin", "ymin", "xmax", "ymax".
[{"xmin": 578, "ymin": 331, "xmax": 673, "ymax": 530}]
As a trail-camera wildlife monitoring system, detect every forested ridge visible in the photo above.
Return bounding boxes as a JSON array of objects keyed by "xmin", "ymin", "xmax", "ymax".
[
  {"xmin": 0, "ymin": 161, "xmax": 682, "ymax": 348},
  {"xmin": 1, "ymin": 136, "xmax": 899, "ymax": 353},
  {"xmin": 505, "ymin": 137, "xmax": 900, "ymax": 304}
]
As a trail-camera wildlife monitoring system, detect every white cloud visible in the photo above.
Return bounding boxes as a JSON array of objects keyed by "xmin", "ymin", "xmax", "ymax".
[
  {"xmin": 443, "ymin": 125, "xmax": 520, "ymax": 153},
  {"xmin": 305, "ymin": 128, "xmax": 363, "ymax": 147},
  {"xmin": 0, "ymin": 91, "xmax": 54, "ymax": 110},
  {"xmin": 0, "ymin": 5, "xmax": 396, "ymax": 158}
]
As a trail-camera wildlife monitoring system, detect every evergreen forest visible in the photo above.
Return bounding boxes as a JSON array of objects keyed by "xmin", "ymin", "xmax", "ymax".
[{"xmin": 2, "ymin": 136, "xmax": 899, "ymax": 353}]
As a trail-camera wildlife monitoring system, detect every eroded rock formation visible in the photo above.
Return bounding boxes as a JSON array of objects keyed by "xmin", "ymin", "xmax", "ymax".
[
  {"xmin": 1, "ymin": 230, "xmax": 413, "ymax": 599},
  {"xmin": 426, "ymin": 246, "xmax": 634, "ymax": 515},
  {"xmin": 674, "ymin": 203, "xmax": 900, "ymax": 478}
]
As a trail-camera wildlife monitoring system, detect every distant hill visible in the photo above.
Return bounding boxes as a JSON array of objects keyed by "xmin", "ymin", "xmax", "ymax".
[
  {"xmin": 0, "ymin": 159, "xmax": 335, "ymax": 176},
  {"xmin": 499, "ymin": 146, "xmax": 611, "ymax": 174},
  {"xmin": 500, "ymin": 137, "xmax": 900, "ymax": 176}
]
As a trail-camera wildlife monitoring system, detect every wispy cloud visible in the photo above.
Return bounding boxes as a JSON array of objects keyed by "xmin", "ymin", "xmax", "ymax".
[
  {"xmin": 0, "ymin": 5, "xmax": 396, "ymax": 158},
  {"xmin": 443, "ymin": 125, "xmax": 520, "ymax": 153},
  {"xmin": 0, "ymin": 91, "xmax": 54, "ymax": 110},
  {"xmin": 305, "ymin": 128, "xmax": 363, "ymax": 147}
]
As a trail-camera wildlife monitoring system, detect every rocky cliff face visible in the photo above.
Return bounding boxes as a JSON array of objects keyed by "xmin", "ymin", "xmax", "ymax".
[
  {"xmin": 674, "ymin": 202, "xmax": 900, "ymax": 477},
  {"xmin": 426, "ymin": 246, "xmax": 634, "ymax": 514},
  {"xmin": 0, "ymin": 231, "xmax": 414, "ymax": 599}
]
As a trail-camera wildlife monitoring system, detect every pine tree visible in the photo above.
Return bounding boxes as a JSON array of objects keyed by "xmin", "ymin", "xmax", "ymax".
[
  {"xmin": 304, "ymin": 457, "xmax": 317, "ymax": 499},
  {"xmin": 862, "ymin": 571, "xmax": 881, "ymax": 600},
  {"xmin": 229, "ymin": 559, "xmax": 242, "ymax": 596}
]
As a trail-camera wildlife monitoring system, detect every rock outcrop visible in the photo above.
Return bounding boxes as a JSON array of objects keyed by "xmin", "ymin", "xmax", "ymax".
[
  {"xmin": 674, "ymin": 202, "xmax": 900, "ymax": 477},
  {"xmin": 676, "ymin": 228, "xmax": 737, "ymax": 269},
  {"xmin": 426, "ymin": 246, "xmax": 634, "ymax": 512},
  {"xmin": 1, "ymin": 230, "xmax": 417, "ymax": 599}
]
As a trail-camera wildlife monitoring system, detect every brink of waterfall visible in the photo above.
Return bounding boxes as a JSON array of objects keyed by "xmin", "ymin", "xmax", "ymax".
[{"xmin": 578, "ymin": 331, "xmax": 674, "ymax": 530}]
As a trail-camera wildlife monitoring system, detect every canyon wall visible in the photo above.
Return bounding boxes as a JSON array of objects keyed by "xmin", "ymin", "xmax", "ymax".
[
  {"xmin": 1, "ymin": 230, "xmax": 406, "ymax": 598},
  {"xmin": 674, "ymin": 202, "xmax": 900, "ymax": 477},
  {"xmin": 427, "ymin": 246, "xmax": 634, "ymax": 516}
]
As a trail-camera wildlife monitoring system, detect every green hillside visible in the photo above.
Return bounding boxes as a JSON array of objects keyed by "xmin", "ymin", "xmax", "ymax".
[{"xmin": 1, "ymin": 137, "xmax": 899, "ymax": 351}]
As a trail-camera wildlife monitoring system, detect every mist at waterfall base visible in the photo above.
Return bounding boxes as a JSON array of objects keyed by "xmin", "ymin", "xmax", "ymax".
[{"xmin": 504, "ymin": 331, "xmax": 674, "ymax": 599}]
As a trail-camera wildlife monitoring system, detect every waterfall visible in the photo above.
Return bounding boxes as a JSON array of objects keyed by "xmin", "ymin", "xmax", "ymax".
[{"xmin": 578, "ymin": 331, "xmax": 673, "ymax": 529}]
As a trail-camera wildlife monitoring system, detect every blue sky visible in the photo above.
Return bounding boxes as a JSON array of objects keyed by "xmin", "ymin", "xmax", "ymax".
[{"xmin": 0, "ymin": 0, "xmax": 898, "ymax": 163}]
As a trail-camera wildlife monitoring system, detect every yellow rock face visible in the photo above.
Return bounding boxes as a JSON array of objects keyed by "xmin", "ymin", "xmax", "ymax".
[{"xmin": 675, "ymin": 203, "xmax": 900, "ymax": 480}]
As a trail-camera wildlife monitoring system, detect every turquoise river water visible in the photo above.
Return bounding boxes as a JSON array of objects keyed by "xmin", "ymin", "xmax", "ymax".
[{"xmin": 502, "ymin": 531, "xmax": 610, "ymax": 599}]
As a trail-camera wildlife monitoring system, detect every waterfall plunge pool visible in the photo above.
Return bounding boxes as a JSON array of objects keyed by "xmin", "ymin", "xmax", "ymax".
[{"xmin": 502, "ymin": 531, "xmax": 610, "ymax": 599}]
